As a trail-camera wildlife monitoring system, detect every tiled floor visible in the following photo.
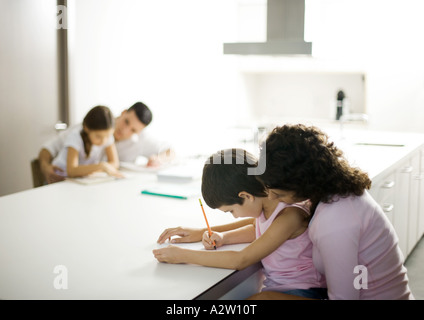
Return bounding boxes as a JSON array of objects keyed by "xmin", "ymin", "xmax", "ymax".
[{"xmin": 405, "ymin": 236, "xmax": 424, "ymax": 299}]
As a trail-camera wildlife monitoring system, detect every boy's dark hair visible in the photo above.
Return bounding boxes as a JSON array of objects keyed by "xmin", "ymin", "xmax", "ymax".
[
  {"xmin": 128, "ymin": 102, "xmax": 152, "ymax": 126},
  {"xmin": 201, "ymin": 149, "xmax": 267, "ymax": 209}
]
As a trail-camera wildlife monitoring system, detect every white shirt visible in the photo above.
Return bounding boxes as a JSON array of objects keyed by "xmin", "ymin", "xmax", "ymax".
[
  {"xmin": 43, "ymin": 124, "xmax": 170, "ymax": 163},
  {"xmin": 51, "ymin": 125, "xmax": 114, "ymax": 174}
]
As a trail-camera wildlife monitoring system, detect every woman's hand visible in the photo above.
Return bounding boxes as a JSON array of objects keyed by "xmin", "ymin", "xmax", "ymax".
[
  {"xmin": 157, "ymin": 226, "xmax": 205, "ymax": 244},
  {"xmin": 153, "ymin": 245, "xmax": 187, "ymax": 264},
  {"xmin": 202, "ymin": 231, "xmax": 224, "ymax": 250}
]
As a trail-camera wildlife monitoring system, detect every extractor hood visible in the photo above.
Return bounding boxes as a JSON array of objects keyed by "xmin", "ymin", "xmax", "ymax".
[{"xmin": 224, "ymin": 0, "xmax": 312, "ymax": 55}]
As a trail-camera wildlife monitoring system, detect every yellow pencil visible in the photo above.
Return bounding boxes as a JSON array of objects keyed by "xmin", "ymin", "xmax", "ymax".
[{"xmin": 199, "ymin": 198, "xmax": 216, "ymax": 250}]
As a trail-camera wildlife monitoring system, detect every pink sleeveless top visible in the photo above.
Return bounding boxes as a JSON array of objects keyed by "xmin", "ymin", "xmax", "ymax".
[{"xmin": 256, "ymin": 201, "xmax": 326, "ymax": 292}]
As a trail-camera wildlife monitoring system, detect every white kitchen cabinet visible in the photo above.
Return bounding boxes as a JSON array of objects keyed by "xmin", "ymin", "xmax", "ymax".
[
  {"xmin": 334, "ymin": 129, "xmax": 424, "ymax": 260},
  {"xmin": 418, "ymin": 149, "xmax": 424, "ymax": 239},
  {"xmin": 370, "ymin": 160, "xmax": 410, "ymax": 259},
  {"xmin": 407, "ymin": 153, "xmax": 421, "ymax": 255},
  {"xmin": 369, "ymin": 173, "xmax": 396, "ymax": 225},
  {"xmin": 393, "ymin": 158, "xmax": 412, "ymax": 258}
]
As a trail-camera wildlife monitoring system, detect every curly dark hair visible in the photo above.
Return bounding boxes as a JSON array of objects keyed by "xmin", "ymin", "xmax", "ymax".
[{"xmin": 258, "ymin": 124, "xmax": 371, "ymax": 211}]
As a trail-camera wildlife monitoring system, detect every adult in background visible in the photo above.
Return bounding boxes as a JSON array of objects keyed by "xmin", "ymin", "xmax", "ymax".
[{"xmin": 39, "ymin": 102, "xmax": 173, "ymax": 184}]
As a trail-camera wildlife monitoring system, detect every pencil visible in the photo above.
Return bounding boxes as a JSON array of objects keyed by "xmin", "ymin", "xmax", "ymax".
[{"xmin": 199, "ymin": 198, "xmax": 216, "ymax": 250}]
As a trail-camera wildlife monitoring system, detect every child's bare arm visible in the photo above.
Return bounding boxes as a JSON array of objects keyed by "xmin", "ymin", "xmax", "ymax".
[
  {"xmin": 104, "ymin": 144, "xmax": 120, "ymax": 169},
  {"xmin": 66, "ymin": 147, "xmax": 121, "ymax": 177},
  {"xmin": 202, "ymin": 224, "xmax": 256, "ymax": 250},
  {"xmin": 153, "ymin": 207, "xmax": 305, "ymax": 270},
  {"xmin": 156, "ymin": 218, "xmax": 255, "ymax": 244}
]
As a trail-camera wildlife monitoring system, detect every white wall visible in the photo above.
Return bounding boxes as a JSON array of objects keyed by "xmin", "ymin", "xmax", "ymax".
[
  {"xmin": 0, "ymin": 0, "xmax": 59, "ymax": 196},
  {"xmin": 243, "ymin": 72, "xmax": 366, "ymax": 122},
  {"xmin": 305, "ymin": 0, "xmax": 424, "ymax": 132},
  {"xmin": 67, "ymin": 0, "xmax": 249, "ymax": 157},
  {"xmin": 233, "ymin": 0, "xmax": 424, "ymax": 132},
  {"xmin": 68, "ymin": 0, "xmax": 424, "ymax": 142}
]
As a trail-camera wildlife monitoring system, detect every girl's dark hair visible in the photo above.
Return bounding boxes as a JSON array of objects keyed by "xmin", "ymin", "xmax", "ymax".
[
  {"xmin": 128, "ymin": 101, "xmax": 152, "ymax": 126},
  {"xmin": 80, "ymin": 105, "xmax": 114, "ymax": 157},
  {"xmin": 201, "ymin": 148, "xmax": 267, "ymax": 209},
  {"xmin": 258, "ymin": 124, "xmax": 371, "ymax": 212}
]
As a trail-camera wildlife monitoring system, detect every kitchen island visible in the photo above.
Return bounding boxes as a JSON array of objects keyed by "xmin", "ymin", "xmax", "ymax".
[{"xmin": 328, "ymin": 127, "xmax": 424, "ymax": 259}]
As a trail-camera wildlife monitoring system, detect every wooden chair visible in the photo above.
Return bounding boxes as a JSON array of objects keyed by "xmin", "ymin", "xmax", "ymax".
[{"xmin": 30, "ymin": 158, "xmax": 46, "ymax": 188}]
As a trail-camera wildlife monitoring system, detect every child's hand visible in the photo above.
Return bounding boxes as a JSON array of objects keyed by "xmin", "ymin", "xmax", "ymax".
[
  {"xmin": 153, "ymin": 245, "xmax": 186, "ymax": 264},
  {"xmin": 157, "ymin": 227, "xmax": 204, "ymax": 244},
  {"xmin": 101, "ymin": 162, "xmax": 124, "ymax": 178},
  {"xmin": 202, "ymin": 231, "xmax": 224, "ymax": 250},
  {"xmin": 110, "ymin": 170, "xmax": 124, "ymax": 178}
]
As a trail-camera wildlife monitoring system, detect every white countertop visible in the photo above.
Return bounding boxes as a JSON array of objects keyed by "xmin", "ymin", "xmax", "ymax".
[
  {"xmin": 323, "ymin": 127, "xmax": 424, "ymax": 181},
  {"xmin": 1, "ymin": 127, "xmax": 423, "ymax": 299},
  {"xmin": 0, "ymin": 172, "xmax": 254, "ymax": 300}
]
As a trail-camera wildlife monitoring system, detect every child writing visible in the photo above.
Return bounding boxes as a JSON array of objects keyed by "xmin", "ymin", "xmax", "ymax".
[
  {"xmin": 52, "ymin": 105, "xmax": 123, "ymax": 178},
  {"xmin": 153, "ymin": 149, "xmax": 327, "ymax": 299}
]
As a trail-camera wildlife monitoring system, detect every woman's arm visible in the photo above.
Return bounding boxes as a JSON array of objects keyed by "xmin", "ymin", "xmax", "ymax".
[
  {"xmin": 314, "ymin": 228, "xmax": 360, "ymax": 299},
  {"xmin": 309, "ymin": 202, "xmax": 361, "ymax": 300},
  {"xmin": 156, "ymin": 218, "xmax": 255, "ymax": 244},
  {"xmin": 153, "ymin": 207, "xmax": 304, "ymax": 270}
]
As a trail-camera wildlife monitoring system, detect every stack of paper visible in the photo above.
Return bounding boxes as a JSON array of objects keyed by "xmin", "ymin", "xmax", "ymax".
[
  {"xmin": 67, "ymin": 172, "xmax": 117, "ymax": 185},
  {"xmin": 156, "ymin": 163, "xmax": 202, "ymax": 183}
]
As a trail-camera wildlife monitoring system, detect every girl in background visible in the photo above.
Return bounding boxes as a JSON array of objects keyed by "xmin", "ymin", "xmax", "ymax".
[{"xmin": 52, "ymin": 105, "xmax": 123, "ymax": 178}]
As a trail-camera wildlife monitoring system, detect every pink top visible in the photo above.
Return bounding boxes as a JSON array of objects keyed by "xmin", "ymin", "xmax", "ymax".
[
  {"xmin": 256, "ymin": 202, "xmax": 326, "ymax": 292},
  {"xmin": 309, "ymin": 191, "xmax": 414, "ymax": 300}
]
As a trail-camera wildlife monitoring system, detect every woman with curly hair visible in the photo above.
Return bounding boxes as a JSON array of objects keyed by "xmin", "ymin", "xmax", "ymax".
[{"xmin": 251, "ymin": 123, "xmax": 413, "ymax": 300}]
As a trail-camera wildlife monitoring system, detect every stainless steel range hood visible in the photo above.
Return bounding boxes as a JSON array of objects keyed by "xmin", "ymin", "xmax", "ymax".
[{"xmin": 224, "ymin": 0, "xmax": 312, "ymax": 55}]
